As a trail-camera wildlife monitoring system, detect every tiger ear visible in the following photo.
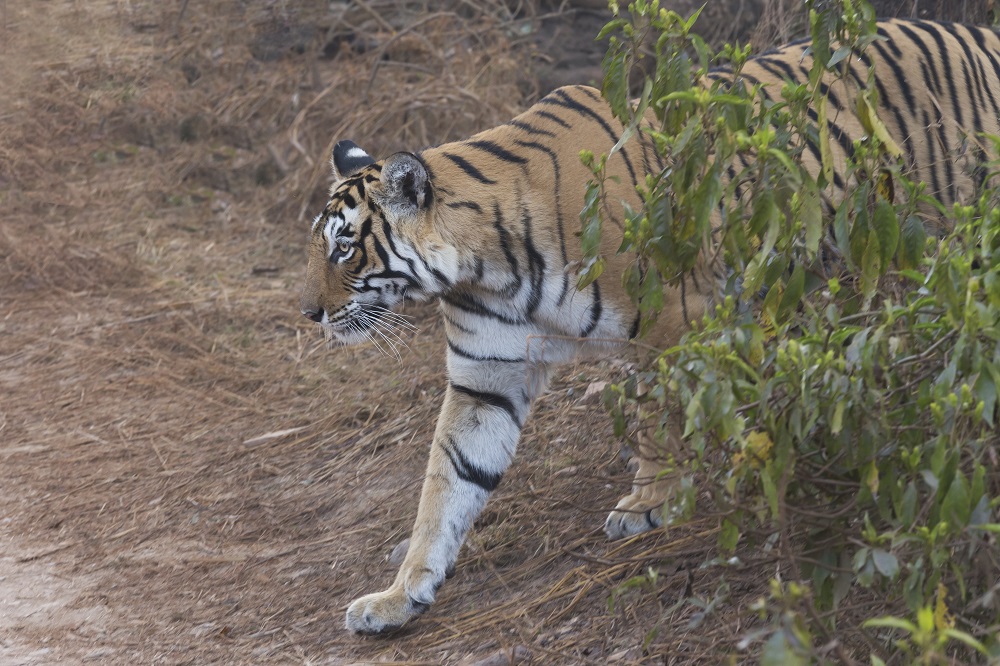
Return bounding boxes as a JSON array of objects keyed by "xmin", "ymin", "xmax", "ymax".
[
  {"xmin": 331, "ymin": 140, "xmax": 375, "ymax": 181},
  {"xmin": 378, "ymin": 152, "xmax": 431, "ymax": 217}
]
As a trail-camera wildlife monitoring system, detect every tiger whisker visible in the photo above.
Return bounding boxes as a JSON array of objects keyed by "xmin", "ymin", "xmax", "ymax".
[
  {"xmin": 366, "ymin": 314, "xmax": 412, "ymax": 357},
  {"xmin": 347, "ymin": 316, "xmax": 392, "ymax": 359},
  {"xmin": 363, "ymin": 305, "xmax": 419, "ymax": 332},
  {"xmin": 355, "ymin": 312, "xmax": 402, "ymax": 362}
]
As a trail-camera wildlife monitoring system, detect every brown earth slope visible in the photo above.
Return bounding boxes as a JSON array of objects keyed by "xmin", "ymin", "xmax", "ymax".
[{"xmin": 0, "ymin": 2, "xmax": 752, "ymax": 664}]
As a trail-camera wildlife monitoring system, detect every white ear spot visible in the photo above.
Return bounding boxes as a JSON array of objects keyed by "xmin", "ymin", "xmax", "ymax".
[{"xmin": 332, "ymin": 140, "xmax": 375, "ymax": 181}]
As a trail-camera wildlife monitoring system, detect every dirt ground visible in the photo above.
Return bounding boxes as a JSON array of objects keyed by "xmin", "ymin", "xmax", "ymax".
[{"xmin": 3, "ymin": 1, "xmax": 982, "ymax": 664}]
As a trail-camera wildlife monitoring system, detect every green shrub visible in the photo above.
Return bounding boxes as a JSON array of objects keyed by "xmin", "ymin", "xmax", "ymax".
[{"xmin": 589, "ymin": 1, "xmax": 1000, "ymax": 661}]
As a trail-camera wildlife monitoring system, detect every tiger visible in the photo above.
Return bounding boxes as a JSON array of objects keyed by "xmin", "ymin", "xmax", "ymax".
[{"xmin": 298, "ymin": 18, "xmax": 1000, "ymax": 635}]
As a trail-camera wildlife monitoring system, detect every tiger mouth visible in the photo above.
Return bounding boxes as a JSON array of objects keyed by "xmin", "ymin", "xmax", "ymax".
[
  {"xmin": 320, "ymin": 315, "xmax": 373, "ymax": 347},
  {"xmin": 321, "ymin": 306, "xmax": 417, "ymax": 357}
]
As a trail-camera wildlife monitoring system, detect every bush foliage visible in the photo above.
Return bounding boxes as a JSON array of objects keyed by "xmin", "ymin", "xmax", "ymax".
[{"xmin": 587, "ymin": 1, "xmax": 1000, "ymax": 662}]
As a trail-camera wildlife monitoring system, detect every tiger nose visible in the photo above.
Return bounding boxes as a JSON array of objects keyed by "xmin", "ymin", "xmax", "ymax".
[{"xmin": 301, "ymin": 307, "xmax": 324, "ymax": 322}]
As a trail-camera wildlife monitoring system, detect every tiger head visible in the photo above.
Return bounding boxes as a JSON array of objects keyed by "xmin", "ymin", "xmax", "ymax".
[{"xmin": 300, "ymin": 140, "xmax": 441, "ymax": 347}]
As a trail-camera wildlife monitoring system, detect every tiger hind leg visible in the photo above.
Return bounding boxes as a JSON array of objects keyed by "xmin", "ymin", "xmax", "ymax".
[
  {"xmin": 603, "ymin": 420, "xmax": 683, "ymax": 540},
  {"xmin": 603, "ymin": 456, "xmax": 673, "ymax": 539}
]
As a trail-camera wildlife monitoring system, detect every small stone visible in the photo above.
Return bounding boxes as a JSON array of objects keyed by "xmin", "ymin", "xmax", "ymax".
[
  {"xmin": 387, "ymin": 538, "xmax": 410, "ymax": 565},
  {"xmin": 608, "ymin": 647, "xmax": 641, "ymax": 662},
  {"xmin": 581, "ymin": 381, "xmax": 608, "ymax": 403},
  {"xmin": 458, "ymin": 645, "xmax": 531, "ymax": 666}
]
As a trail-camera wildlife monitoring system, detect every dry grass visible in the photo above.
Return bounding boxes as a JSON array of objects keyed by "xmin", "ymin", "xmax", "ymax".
[{"xmin": 0, "ymin": 1, "xmax": 891, "ymax": 664}]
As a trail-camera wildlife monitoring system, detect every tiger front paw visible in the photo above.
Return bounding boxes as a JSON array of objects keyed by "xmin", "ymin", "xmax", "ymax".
[
  {"xmin": 603, "ymin": 492, "xmax": 665, "ymax": 540},
  {"xmin": 345, "ymin": 570, "xmax": 441, "ymax": 635}
]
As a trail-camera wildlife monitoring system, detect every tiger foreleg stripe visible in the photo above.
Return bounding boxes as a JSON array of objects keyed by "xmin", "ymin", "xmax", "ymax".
[
  {"xmin": 440, "ymin": 437, "xmax": 504, "ymax": 492},
  {"xmin": 449, "ymin": 382, "xmax": 523, "ymax": 427}
]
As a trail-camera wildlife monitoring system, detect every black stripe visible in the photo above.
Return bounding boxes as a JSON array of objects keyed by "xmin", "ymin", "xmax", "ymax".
[
  {"xmin": 967, "ymin": 25, "xmax": 1000, "ymax": 105},
  {"xmin": 450, "ymin": 382, "xmax": 521, "ymax": 426},
  {"xmin": 508, "ymin": 119, "xmax": 557, "ymax": 137},
  {"xmin": 467, "ymin": 139, "xmax": 529, "ymax": 164},
  {"xmin": 753, "ymin": 56, "xmax": 798, "ymax": 83},
  {"xmin": 492, "ymin": 203, "xmax": 523, "ymax": 296},
  {"xmin": 446, "ymin": 338, "xmax": 523, "ymax": 363},
  {"xmin": 805, "ymin": 106, "xmax": 854, "ymax": 163},
  {"xmin": 542, "ymin": 88, "xmax": 638, "ymax": 186},
  {"xmin": 869, "ymin": 39, "xmax": 916, "ymax": 114},
  {"xmin": 736, "ymin": 72, "xmax": 773, "ymax": 102},
  {"xmin": 380, "ymin": 219, "xmax": 420, "ymax": 277},
  {"xmin": 912, "ymin": 20, "xmax": 963, "ymax": 129},
  {"xmin": 964, "ymin": 26, "xmax": 1000, "ymax": 122},
  {"xmin": 442, "ymin": 152, "xmax": 497, "ymax": 184},
  {"xmin": 922, "ymin": 107, "xmax": 943, "ymax": 199},
  {"xmin": 796, "ymin": 62, "xmax": 844, "ymax": 113},
  {"xmin": 518, "ymin": 195, "xmax": 546, "ymax": 318},
  {"xmin": 941, "ymin": 22, "xmax": 986, "ymax": 133},
  {"xmin": 876, "ymin": 25, "xmax": 903, "ymax": 58},
  {"xmin": 628, "ymin": 312, "xmax": 641, "ymax": 340},
  {"xmin": 440, "ymin": 436, "xmax": 503, "ymax": 492},
  {"xmin": 514, "ymin": 139, "xmax": 571, "ymax": 305},
  {"xmin": 581, "ymin": 280, "xmax": 602, "ymax": 337},
  {"xmin": 895, "ymin": 23, "xmax": 944, "ymax": 97},
  {"xmin": 446, "ymin": 200, "xmax": 482, "ymax": 212},
  {"xmin": 442, "ymin": 291, "xmax": 526, "ymax": 325},
  {"xmin": 534, "ymin": 109, "xmax": 572, "ymax": 129},
  {"xmin": 369, "ymin": 232, "xmax": 422, "ymax": 290},
  {"xmin": 348, "ymin": 216, "xmax": 373, "ymax": 275},
  {"xmin": 442, "ymin": 310, "xmax": 474, "ymax": 334},
  {"xmin": 857, "ymin": 42, "xmax": 916, "ymax": 175}
]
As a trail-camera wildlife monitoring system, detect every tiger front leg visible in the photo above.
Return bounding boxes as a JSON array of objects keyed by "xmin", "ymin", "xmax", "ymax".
[{"xmin": 345, "ymin": 372, "xmax": 527, "ymax": 635}]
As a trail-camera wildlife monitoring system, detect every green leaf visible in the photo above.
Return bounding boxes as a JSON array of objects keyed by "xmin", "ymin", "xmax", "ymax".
[
  {"xmin": 862, "ymin": 617, "xmax": 917, "ymax": 632},
  {"xmin": 974, "ymin": 371, "xmax": 997, "ymax": 426},
  {"xmin": 856, "ymin": 90, "xmax": 903, "ymax": 157},
  {"xmin": 872, "ymin": 198, "xmax": 899, "ymax": 268},
  {"xmin": 831, "ymin": 400, "xmax": 846, "ymax": 435},
  {"xmin": 718, "ymin": 516, "xmax": 740, "ymax": 553},
  {"xmin": 576, "ymin": 256, "xmax": 605, "ymax": 290},
  {"xmin": 898, "ymin": 215, "xmax": 927, "ymax": 270},
  {"xmin": 833, "ymin": 203, "xmax": 852, "ymax": 268},
  {"xmin": 900, "ymin": 482, "xmax": 917, "ymax": 525},
  {"xmin": 809, "ymin": 10, "xmax": 832, "ymax": 81},
  {"xmin": 801, "ymin": 178, "xmax": 823, "ymax": 259},
  {"xmin": 941, "ymin": 470, "xmax": 971, "ymax": 526},
  {"xmin": 622, "ymin": 261, "xmax": 641, "ymax": 298},
  {"xmin": 596, "ymin": 18, "xmax": 628, "ymax": 41},
  {"xmin": 761, "ymin": 631, "xmax": 807, "ymax": 666},
  {"xmin": 941, "ymin": 629, "xmax": 989, "ymax": 655},
  {"xmin": 872, "ymin": 549, "xmax": 899, "ymax": 580},
  {"xmin": 694, "ymin": 166, "xmax": 722, "ymax": 239},
  {"xmin": 638, "ymin": 264, "xmax": 664, "ymax": 320},
  {"xmin": 601, "ymin": 50, "xmax": 630, "ymax": 121},
  {"xmin": 827, "ymin": 45, "xmax": 852, "ymax": 68},
  {"xmin": 777, "ymin": 263, "xmax": 805, "ymax": 323},
  {"xmin": 816, "ymin": 95, "xmax": 834, "ymax": 186},
  {"xmin": 861, "ymin": 229, "xmax": 881, "ymax": 299}
]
